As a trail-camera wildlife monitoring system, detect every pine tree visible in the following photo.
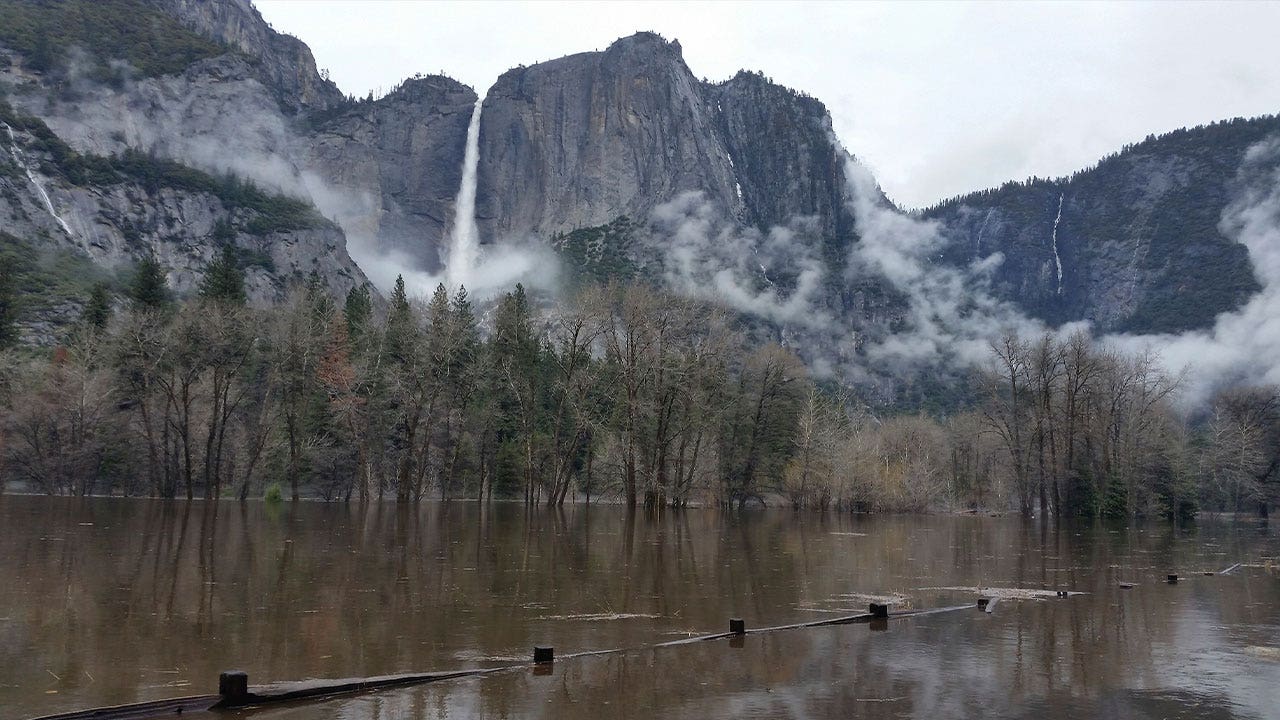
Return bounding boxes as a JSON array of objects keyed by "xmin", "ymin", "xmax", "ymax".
[
  {"xmin": 494, "ymin": 283, "xmax": 537, "ymax": 373},
  {"xmin": 343, "ymin": 284, "xmax": 372, "ymax": 346},
  {"xmin": 384, "ymin": 275, "xmax": 416, "ymax": 365},
  {"xmin": 199, "ymin": 245, "xmax": 246, "ymax": 306},
  {"xmin": 490, "ymin": 283, "xmax": 541, "ymax": 503},
  {"xmin": 129, "ymin": 255, "xmax": 170, "ymax": 309},
  {"xmin": 0, "ymin": 254, "xmax": 18, "ymax": 348},
  {"xmin": 82, "ymin": 282, "xmax": 112, "ymax": 329},
  {"xmin": 449, "ymin": 284, "xmax": 480, "ymax": 389}
]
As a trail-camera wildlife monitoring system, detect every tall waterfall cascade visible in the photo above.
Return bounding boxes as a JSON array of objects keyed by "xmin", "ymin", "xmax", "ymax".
[
  {"xmin": 3, "ymin": 121, "xmax": 75, "ymax": 239},
  {"xmin": 445, "ymin": 98, "xmax": 484, "ymax": 290}
]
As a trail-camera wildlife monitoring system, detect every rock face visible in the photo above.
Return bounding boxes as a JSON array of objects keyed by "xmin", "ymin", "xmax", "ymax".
[
  {"xmin": 151, "ymin": 0, "xmax": 346, "ymax": 113},
  {"xmin": 475, "ymin": 33, "xmax": 856, "ymax": 252},
  {"xmin": 2, "ymin": 0, "xmax": 1275, "ymax": 375},
  {"xmin": 1, "ymin": 55, "xmax": 371, "ymax": 305},
  {"xmin": 707, "ymin": 70, "xmax": 858, "ymax": 263},
  {"xmin": 304, "ymin": 76, "xmax": 478, "ymax": 266},
  {"xmin": 0, "ymin": 0, "xmax": 476, "ymax": 279},
  {"xmin": 925, "ymin": 117, "xmax": 1278, "ymax": 334},
  {"xmin": 0, "ymin": 119, "xmax": 364, "ymax": 306},
  {"xmin": 476, "ymin": 33, "xmax": 739, "ymax": 241}
]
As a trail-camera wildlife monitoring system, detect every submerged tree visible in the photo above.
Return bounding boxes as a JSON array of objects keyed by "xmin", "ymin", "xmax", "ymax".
[{"xmin": 1, "ymin": 271, "xmax": 1273, "ymax": 519}]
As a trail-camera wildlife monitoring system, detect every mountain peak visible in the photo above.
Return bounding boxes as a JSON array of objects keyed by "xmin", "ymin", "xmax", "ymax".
[
  {"xmin": 152, "ymin": 0, "xmax": 345, "ymax": 112},
  {"xmin": 607, "ymin": 31, "xmax": 682, "ymax": 56}
]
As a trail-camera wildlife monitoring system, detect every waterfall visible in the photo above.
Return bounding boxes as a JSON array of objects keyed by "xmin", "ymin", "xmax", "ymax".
[
  {"xmin": 1050, "ymin": 193, "xmax": 1064, "ymax": 295},
  {"xmin": 3, "ymin": 121, "xmax": 74, "ymax": 239},
  {"xmin": 974, "ymin": 208, "xmax": 994, "ymax": 258},
  {"xmin": 445, "ymin": 98, "xmax": 484, "ymax": 290}
]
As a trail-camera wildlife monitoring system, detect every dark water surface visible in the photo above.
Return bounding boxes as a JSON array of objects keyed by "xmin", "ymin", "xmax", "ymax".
[{"xmin": 1, "ymin": 496, "xmax": 1277, "ymax": 719}]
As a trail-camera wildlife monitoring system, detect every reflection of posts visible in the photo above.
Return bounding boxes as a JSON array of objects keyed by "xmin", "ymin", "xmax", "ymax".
[{"xmin": 869, "ymin": 617, "xmax": 888, "ymax": 632}]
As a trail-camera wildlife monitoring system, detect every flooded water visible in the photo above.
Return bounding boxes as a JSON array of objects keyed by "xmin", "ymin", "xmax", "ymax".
[{"xmin": 1, "ymin": 496, "xmax": 1277, "ymax": 720}]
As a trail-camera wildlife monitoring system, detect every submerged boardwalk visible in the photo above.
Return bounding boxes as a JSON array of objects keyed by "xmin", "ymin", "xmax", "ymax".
[{"xmin": 28, "ymin": 603, "xmax": 975, "ymax": 720}]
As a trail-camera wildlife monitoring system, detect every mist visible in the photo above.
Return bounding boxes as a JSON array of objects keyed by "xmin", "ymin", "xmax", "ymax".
[
  {"xmin": 1105, "ymin": 136, "xmax": 1280, "ymax": 408},
  {"xmin": 21, "ymin": 62, "xmax": 560, "ymax": 302},
  {"xmin": 840, "ymin": 153, "xmax": 1058, "ymax": 368},
  {"xmin": 650, "ymin": 191, "xmax": 831, "ymax": 328},
  {"xmin": 20, "ymin": 48, "xmax": 1280, "ymax": 409},
  {"xmin": 838, "ymin": 132, "xmax": 1280, "ymax": 411}
]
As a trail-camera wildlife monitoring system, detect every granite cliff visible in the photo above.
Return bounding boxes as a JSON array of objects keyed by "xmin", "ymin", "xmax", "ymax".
[{"xmin": 0, "ymin": 0, "xmax": 1275, "ymax": 402}]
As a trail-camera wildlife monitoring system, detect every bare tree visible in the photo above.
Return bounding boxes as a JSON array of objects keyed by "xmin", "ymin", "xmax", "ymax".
[{"xmin": 982, "ymin": 332, "xmax": 1035, "ymax": 515}]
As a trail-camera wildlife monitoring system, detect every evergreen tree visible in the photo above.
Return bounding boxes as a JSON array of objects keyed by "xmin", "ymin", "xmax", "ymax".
[
  {"xmin": 423, "ymin": 282, "xmax": 451, "ymax": 366},
  {"xmin": 343, "ymin": 284, "xmax": 373, "ymax": 345},
  {"xmin": 82, "ymin": 282, "xmax": 112, "ymax": 329},
  {"xmin": 425, "ymin": 282, "xmax": 449, "ymax": 324},
  {"xmin": 489, "ymin": 284, "xmax": 541, "ymax": 501},
  {"xmin": 448, "ymin": 285, "xmax": 481, "ymax": 395},
  {"xmin": 384, "ymin": 275, "xmax": 417, "ymax": 365},
  {"xmin": 493, "ymin": 284, "xmax": 538, "ymax": 376},
  {"xmin": 199, "ymin": 245, "xmax": 246, "ymax": 306},
  {"xmin": 0, "ymin": 254, "xmax": 18, "ymax": 348},
  {"xmin": 129, "ymin": 255, "xmax": 170, "ymax": 309}
]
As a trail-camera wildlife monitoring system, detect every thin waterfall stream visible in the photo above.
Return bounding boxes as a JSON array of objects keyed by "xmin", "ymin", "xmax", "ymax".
[
  {"xmin": 3, "ymin": 120, "xmax": 75, "ymax": 239},
  {"xmin": 1050, "ymin": 193, "xmax": 1064, "ymax": 295}
]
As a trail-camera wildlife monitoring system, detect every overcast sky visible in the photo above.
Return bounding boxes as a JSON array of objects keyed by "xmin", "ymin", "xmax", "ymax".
[{"xmin": 256, "ymin": 0, "xmax": 1280, "ymax": 209}]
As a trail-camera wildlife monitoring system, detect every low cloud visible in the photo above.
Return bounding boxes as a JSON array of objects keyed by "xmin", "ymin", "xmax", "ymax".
[
  {"xmin": 841, "ymin": 153, "xmax": 1057, "ymax": 368},
  {"xmin": 651, "ymin": 191, "xmax": 831, "ymax": 328},
  {"xmin": 1106, "ymin": 136, "xmax": 1280, "ymax": 407},
  {"xmin": 24, "ymin": 61, "xmax": 561, "ymax": 302}
]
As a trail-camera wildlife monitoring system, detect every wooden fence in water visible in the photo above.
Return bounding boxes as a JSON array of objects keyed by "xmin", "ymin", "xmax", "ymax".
[{"xmin": 29, "ymin": 602, "xmax": 979, "ymax": 720}]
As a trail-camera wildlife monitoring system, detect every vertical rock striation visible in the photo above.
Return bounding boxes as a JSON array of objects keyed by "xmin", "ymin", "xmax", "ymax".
[{"xmin": 475, "ymin": 33, "xmax": 742, "ymax": 241}]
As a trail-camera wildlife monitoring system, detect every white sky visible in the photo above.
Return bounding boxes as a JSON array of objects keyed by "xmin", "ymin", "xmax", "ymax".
[{"xmin": 256, "ymin": 0, "xmax": 1280, "ymax": 209}]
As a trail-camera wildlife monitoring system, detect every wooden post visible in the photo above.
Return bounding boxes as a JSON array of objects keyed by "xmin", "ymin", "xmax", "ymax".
[
  {"xmin": 219, "ymin": 671, "xmax": 249, "ymax": 705},
  {"xmin": 1056, "ymin": 591, "xmax": 1068, "ymax": 598},
  {"xmin": 977, "ymin": 598, "xmax": 990, "ymax": 609},
  {"xmin": 1167, "ymin": 574, "xmax": 1179, "ymax": 584},
  {"xmin": 869, "ymin": 603, "xmax": 889, "ymax": 618},
  {"xmin": 729, "ymin": 618, "xmax": 746, "ymax": 635},
  {"xmin": 533, "ymin": 646, "xmax": 554, "ymax": 664}
]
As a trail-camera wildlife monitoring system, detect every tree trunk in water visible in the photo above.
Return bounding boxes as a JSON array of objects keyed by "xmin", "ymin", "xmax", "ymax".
[{"xmin": 287, "ymin": 415, "xmax": 300, "ymax": 502}]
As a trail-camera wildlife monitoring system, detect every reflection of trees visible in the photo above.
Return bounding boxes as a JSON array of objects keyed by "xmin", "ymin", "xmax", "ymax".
[{"xmin": 0, "ymin": 500, "xmax": 1275, "ymax": 718}]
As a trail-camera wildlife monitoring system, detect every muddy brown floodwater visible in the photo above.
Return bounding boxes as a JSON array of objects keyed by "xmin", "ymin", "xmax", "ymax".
[{"xmin": 1, "ymin": 496, "xmax": 1278, "ymax": 719}]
